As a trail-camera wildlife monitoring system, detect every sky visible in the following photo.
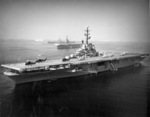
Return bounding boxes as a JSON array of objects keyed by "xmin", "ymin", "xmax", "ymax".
[{"xmin": 0, "ymin": 0, "xmax": 149, "ymax": 42}]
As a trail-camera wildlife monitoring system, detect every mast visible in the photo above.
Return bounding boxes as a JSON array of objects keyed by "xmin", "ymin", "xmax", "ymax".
[
  {"xmin": 66, "ymin": 36, "xmax": 69, "ymax": 43},
  {"xmin": 84, "ymin": 27, "xmax": 91, "ymax": 44}
]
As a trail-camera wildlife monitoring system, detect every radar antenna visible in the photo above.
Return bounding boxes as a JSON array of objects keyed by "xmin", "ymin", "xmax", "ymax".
[{"xmin": 84, "ymin": 27, "xmax": 91, "ymax": 44}]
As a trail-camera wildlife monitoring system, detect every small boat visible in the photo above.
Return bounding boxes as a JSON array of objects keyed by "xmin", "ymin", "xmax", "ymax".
[{"xmin": 1, "ymin": 27, "xmax": 149, "ymax": 84}]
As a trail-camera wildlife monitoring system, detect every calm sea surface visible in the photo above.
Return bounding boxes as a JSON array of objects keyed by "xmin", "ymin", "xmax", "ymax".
[{"xmin": 0, "ymin": 39, "xmax": 150, "ymax": 117}]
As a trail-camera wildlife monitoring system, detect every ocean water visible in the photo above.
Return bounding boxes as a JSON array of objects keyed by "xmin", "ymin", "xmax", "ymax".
[{"xmin": 0, "ymin": 39, "xmax": 150, "ymax": 117}]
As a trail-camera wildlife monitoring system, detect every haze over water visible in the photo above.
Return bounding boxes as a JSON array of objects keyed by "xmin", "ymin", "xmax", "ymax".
[{"xmin": 0, "ymin": 0, "xmax": 149, "ymax": 42}]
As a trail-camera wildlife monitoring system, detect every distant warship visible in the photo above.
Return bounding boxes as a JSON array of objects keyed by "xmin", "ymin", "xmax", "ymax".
[
  {"xmin": 47, "ymin": 38, "xmax": 67, "ymax": 44},
  {"xmin": 54, "ymin": 36, "xmax": 81, "ymax": 49}
]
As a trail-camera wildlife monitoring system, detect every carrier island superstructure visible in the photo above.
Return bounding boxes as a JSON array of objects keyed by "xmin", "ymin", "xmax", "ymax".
[{"xmin": 1, "ymin": 27, "xmax": 149, "ymax": 84}]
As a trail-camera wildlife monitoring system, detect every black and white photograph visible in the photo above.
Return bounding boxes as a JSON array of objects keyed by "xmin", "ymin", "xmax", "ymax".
[{"xmin": 0, "ymin": 0, "xmax": 149, "ymax": 117}]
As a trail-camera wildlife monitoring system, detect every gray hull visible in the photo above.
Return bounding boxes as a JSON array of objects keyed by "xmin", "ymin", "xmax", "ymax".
[
  {"xmin": 6, "ymin": 55, "xmax": 146, "ymax": 84},
  {"xmin": 57, "ymin": 44, "xmax": 81, "ymax": 49}
]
